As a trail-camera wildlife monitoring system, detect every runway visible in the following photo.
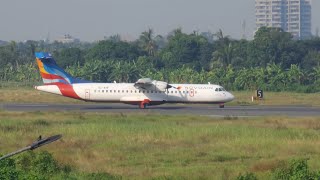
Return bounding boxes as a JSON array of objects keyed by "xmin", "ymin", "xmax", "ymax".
[{"xmin": 1, "ymin": 103, "xmax": 320, "ymax": 117}]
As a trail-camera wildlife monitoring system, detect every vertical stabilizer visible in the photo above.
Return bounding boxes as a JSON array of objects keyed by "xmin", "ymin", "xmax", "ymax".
[{"xmin": 35, "ymin": 52, "xmax": 74, "ymax": 85}]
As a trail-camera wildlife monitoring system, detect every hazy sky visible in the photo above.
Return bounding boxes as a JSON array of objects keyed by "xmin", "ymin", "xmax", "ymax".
[{"xmin": 0, "ymin": 0, "xmax": 319, "ymax": 41}]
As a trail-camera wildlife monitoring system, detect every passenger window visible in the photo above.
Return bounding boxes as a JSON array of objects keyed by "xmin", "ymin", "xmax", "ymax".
[
  {"xmin": 147, "ymin": 91, "xmax": 149, "ymax": 93},
  {"xmin": 143, "ymin": 91, "xmax": 145, "ymax": 93},
  {"xmin": 114, "ymin": 90, "xmax": 116, "ymax": 93},
  {"xmin": 102, "ymin": 90, "xmax": 104, "ymax": 93},
  {"xmin": 151, "ymin": 91, "xmax": 153, "ymax": 93}
]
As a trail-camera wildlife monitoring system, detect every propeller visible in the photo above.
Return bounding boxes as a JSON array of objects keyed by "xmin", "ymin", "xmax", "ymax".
[{"xmin": 166, "ymin": 83, "xmax": 180, "ymax": 94}]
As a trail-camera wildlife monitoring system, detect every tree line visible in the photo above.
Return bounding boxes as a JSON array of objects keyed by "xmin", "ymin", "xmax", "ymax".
[{"xmin": 0, "ymin": 27, "xmax": 319, "ymax": 92}]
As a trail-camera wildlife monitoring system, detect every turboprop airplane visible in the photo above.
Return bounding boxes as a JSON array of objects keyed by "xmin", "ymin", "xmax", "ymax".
[{"xmin": 34, "ymin": 52, "xmax": 234, "ymax": 109}]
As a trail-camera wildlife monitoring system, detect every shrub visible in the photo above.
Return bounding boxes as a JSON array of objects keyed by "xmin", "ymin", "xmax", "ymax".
[
  {"xmin": 0, "ymin": 151, "xmax": 121, "ymax": 180},
  {"xmin": 272, "ymin": 159, "xmax": 319, "ymax": 180},
  {"xmin": 0, "ymin": 155, "xmax": 19, "ymax": 180},
  {"xmin": 236, "ymin": 172, "xmax": 258, "ymax": 180}
]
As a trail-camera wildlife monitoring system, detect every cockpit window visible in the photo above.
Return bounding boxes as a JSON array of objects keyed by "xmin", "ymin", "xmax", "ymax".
[{"xmin": 215, "ymin": 87, "xmax": 226, "ymax": 92}]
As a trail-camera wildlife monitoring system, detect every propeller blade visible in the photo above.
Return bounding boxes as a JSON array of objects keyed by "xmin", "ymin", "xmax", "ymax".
[{"xmin": 166, "ymin": 84, "xmax": 173, "ymax": 89}]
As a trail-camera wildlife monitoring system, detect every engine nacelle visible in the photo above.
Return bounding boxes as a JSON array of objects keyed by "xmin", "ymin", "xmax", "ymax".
[
  {"xmin": 136, "ymin": 78, "xmax": 152, "ymax": 84},
  {"xmin": 152, "ymin": 81, "xmax": 168, "ymax": 92},
  {"xmin": 135, "ymin": 78, "xmax": 169, "ymax": 91}
]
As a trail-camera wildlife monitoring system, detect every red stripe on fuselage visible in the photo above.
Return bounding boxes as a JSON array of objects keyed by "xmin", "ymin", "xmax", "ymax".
[{"xmin": 47, "ymin": 82, "xmax": 80, "ymax": 99}]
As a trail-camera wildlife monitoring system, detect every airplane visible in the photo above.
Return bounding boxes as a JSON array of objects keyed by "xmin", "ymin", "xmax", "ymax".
[{"xmin": 34, "ymin": 52, "xmax": 234, "ymax": 109}]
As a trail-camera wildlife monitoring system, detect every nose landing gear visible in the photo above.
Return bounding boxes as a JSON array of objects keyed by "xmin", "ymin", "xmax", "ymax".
[{"xmin": 219, "ymin": 104, "xmax": 225, "ymax": 108}]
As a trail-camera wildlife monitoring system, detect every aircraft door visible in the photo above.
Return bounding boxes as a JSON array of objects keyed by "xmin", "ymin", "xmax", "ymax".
[
  {"xmin": 189, "ymin": 88, "xmax": 195, "ymax": 98},
  {"xmin": 85, "ymin": 89, "xmax": 90, "ymax": 100}
]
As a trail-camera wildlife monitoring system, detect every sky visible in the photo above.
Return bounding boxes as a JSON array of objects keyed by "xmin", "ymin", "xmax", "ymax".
[{"xmin": 0, "ymin": 0, "xmax": 319, "ymax": 42}]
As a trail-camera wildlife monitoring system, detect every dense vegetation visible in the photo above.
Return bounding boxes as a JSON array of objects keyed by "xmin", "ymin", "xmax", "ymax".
[
  {"xmin": 0, "ymin": 151, "xmax": 120, "ymax": 179},
  {"xmin": 237, "ymin": 159, "xmax": 320, "ymax": 180},
  {"xmin": 0, "ymin": 27, "xmax": 319, "ymax": 92}
]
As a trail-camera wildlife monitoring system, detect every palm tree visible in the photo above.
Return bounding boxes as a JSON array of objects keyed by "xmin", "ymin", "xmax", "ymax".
[
  {"xmin": 266, "ymin": 63, "xmax": 287, "ymax": 90},
  {"xmin": 139, "ymin": 28, "xmax": 157, "ymax": 56},
  {"xmin": 212, "ymin": 29, "xmax": 235, "ymax": 70},
  {"xmin": 212, "ymin": 43, "xmax": 235, "ymax": 70},
  {"xmin": 214, "ymin": 29, "xmax": 231, "ymax": 44},
  {"xmin": 107, "ymin": 34, "xmax": 121, "ymax": 43},
  {"xmin": 109, "ymin": 61, "xmax": 140, "ymax": 83},
  {"xmin": 310, "ymin": 66, "xmax": 320, "ymax": 84},
  {"xmin": 287, "ymin": 64, "xmax": 303, "ymax": 85}
]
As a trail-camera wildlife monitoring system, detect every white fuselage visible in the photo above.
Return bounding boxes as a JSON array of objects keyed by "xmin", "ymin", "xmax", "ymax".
[{"xmin": 36, "ymin": 83, "xmax": 234, "ymax": 105}]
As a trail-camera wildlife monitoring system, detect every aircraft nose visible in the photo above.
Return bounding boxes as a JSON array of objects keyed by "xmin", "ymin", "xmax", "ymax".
[{"xmin": 228, "ymin": 92, "xmax": 235, "ymax": 102}]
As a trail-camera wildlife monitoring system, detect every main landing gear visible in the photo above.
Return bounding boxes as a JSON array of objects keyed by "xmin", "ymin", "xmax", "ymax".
[
  {"xmin": 219, "ymin": 104, "xmax": 225, "ymax": 108},
  {"xmin": 139, "ymin": 99, "xmax": 150, "ymax": 109}
]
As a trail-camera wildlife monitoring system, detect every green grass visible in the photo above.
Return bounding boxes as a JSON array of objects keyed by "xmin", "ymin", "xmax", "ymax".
[
  {"xmin": 1, "ymin": 112, "xmax": 320, "ymax": 179},
  {"xmin": 230, "ymin": 91, "xmax": 320, "ymax": 106},
  {"xmin": 0, "ymin": 87, "xmax": 85, "ymax": 104}
]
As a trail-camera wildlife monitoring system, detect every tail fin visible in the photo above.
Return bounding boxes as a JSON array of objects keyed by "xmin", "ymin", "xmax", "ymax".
[{"xmin": 35, "ymin": 52, "xmax": 75, "ymax": 85}]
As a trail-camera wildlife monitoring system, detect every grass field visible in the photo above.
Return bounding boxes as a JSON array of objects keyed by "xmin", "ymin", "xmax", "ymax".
[
  {"xmin": 1, "ymin": 111, "xmax": 320, "ymax": 179},
  {"xmin": 231, "ymin": 91, "xmax": 320, "ymax": 106},
  {"xmin": 1, "ymin": 87, "xmax": 320, "ymax": 106}
]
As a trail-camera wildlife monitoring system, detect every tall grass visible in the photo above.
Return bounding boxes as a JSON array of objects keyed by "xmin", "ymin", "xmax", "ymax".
[
  {"xmin": 1, "ymin": 112, "xmax": 320, "ymax": 179},
  {"xmin": 0, "ymin": 81, "xmax": 41, "ymax": 88}
]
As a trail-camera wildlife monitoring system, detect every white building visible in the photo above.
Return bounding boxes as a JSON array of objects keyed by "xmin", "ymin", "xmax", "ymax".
[{"xmin": 255, "ymin": 0, "xmax": 312, "ymax": 39}]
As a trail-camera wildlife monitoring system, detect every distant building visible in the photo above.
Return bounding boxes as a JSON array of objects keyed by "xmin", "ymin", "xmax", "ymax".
[
  {"xmin": 55, "ymin": 34, "xmax": 80, "ymax": 43},
  {"xmin": 255, "ymin": 0, "xmax": 312, "ymax": 39}
]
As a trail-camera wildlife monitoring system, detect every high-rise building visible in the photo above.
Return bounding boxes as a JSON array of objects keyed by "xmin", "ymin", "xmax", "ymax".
[{"xmin": 255, "ymin": 0, "xmax": 311, "ymax": 39}]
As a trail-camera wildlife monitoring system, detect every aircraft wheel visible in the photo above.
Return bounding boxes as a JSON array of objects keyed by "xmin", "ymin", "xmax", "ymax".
[
  {"xmin": 219, "ymin": 104, "xmax": 225, "ymax": 108},
  {"xmin": 139, "ymin": 102, "xmax": 148, "ymax": 109}
]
